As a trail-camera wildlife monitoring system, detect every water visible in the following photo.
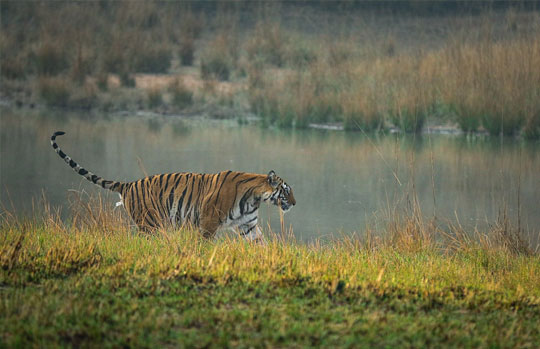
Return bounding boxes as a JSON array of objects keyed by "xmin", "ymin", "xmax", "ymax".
[{"xmin": 1, "ymin": 107, "xmax": 539, "ymax": 241}]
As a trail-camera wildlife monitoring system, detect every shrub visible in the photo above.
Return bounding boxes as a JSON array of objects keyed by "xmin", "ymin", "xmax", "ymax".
[
  {"xmin": 455, "ymin": 112, "xmax": 481, "ymax": 133},
  {"xmin": 328, "ymin": 41, "xmax": 355, "ymax": 66},
  {"xmin": 201, "ymin": 55, "xmax": 231, "ymax": 81},
  {"xmin": 96, "ymin": 71, "xmax": 109, "ymax": 91},
  {"xmin": 341, "ymin": 92, "xmax": 382, "ymax": 132},
  {"xmin": 102, "ymin": 41, "xmax": 127, "ymax": 74},
  {"xmin": 32, "ymin": 42, "xmax": 68, "ymax": 76},
  {"xmin": 38, "ymin": 76, "xmax": 71, "ymax": 107},
  {"xmin": 286, "ymin": 40, "xmax": 317, "ymax": 68},
  {"xmin": 132, "ymin": 46, "xmax": 172, "ymax": 73},
  {"xmin": 482, "ymin": 112, "xmax": 524, "ymax": 137},
  {"xmin": 168, "ymin": 78, "xmax": 193, "ymax": 109},
  {"xmin": 119, "ymin": 71, "xmax": 136, "ymax": 88},
  {"xmin": 200, "ymin": 34, "xmax": 236, "ymax": 81},
  {"xmin": 69, "ymin": 82, "xmax": 98, "ymax": 109},
  {"xmin": 246, "ymin": 22, "xmax": 289, "ymax": 67},
  {"xmin": 523, "ymin": 112, "xmax": 540, "ymax": 140},
  {"xmin": 147, "ymin": 88, "xmax": 163, "ymax": 109},
  {"xmin": 0, "ymin": 57, "xmax": 26, "ymax": 80},
  {"xmin": 391, "ymin": 109, "xmax": 426, "ymax": 133},
  {"xmin": 179, "ymin": 35, "xmax": 195, "ymax": 66},
  {"xmin": 70, "ymin": 48, "xmax": 95, "ymax": 84}
]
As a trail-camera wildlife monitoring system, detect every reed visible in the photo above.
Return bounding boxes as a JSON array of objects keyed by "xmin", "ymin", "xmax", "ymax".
[{"xmin": 2, "ymin": 2, "xmax": 540, "ymax": 137}]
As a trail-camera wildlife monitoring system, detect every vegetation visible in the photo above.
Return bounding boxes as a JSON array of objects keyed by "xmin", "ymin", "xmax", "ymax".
[
  {"xmin": 1, "ymin": 196, "xmax": 539, "ymax": 347},
  {"xmin": 1, "ymin": 2, "xmax": 540, "ymax": 136}
]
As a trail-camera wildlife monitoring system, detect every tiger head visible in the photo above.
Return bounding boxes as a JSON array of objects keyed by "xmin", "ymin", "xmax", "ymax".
[{"xmin": 266, "ymin": 170, "xmax": 296, "ymax": 212}]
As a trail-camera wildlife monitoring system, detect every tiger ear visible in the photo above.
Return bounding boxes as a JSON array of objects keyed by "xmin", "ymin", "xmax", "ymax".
[{"xmin": 267, "ymin": 170, "xmax": 278, "ymax": 188}]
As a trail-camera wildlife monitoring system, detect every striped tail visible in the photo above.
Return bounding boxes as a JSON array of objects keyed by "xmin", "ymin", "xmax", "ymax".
[{"xmin": 51, "ymin": 131, "xmax": 124, "ymax": 193}]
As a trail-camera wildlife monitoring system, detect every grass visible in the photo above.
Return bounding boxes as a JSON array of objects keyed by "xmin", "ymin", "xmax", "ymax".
[
  {"xmin": 1, "ymin": 196, "xmax": 539, "ymax": 347},
  {"xmin": 1, "ymin": 2, "xmax": 540, "ymax": 136}
]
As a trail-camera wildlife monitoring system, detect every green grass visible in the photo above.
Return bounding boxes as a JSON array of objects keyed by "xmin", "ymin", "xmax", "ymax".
[{"xmin": 1, "ymin": 201, "xmax": 539, "ymax": 347}]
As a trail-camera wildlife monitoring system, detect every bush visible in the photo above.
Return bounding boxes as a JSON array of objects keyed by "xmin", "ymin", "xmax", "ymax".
[
  {"xmin": 246, "ymin": 22, "xmax": 289, "ymax": 67},
  {"xmin": 69, "ymin": 82, "xmax": 98, "ymax": 109},
  {"xmin": 343, "ymin": 112, "xmax": 382, "ymax": 132},
  {"xmin": 37, "ymin": 77, "xmax": 71, "ymax": 107},
  {"xmin": 179, "ymin": 35, "xmax": 195, "ymax": 66},
  {"xmin": 482, "ymin": 113, "xmax": 524, "ymax": 137},
  {"xmin": 200, "ymin": 35, "xmax": 236, "ymax": 81},
  {"xmin": 201, "ymin": 56, "xmax": 231, "ymax": 81},
  {"xmin": 32, "ymin": 42, "xmax": 68, "ymax": 76},
  {"xmin": 287, "ymin": 40, "xmax": 317, "ymax": 68},
  {"xmin": 70, "ymin": 49, "xmax": 95, "ymax": 84},
  {"xmin": 523, "ymin": 112, "xmax": 540, "ymax": 140},
  {"xmin": 456, "ymin": 114, "xmax": 481, "ymax": 133},
  {"xmin": 0, "ymin": 57, "xmax": 26, "ymax": 80},
  {"xmin": 96, "ymin": 71, "xmax": 109, "ymax": 91},
  {"xmin": 119, "ymin": 71, "xmax": 136, "ymax": 88},
  {"xmin": 147, "ymin": 88, "xmax": 163, "ymax": 109},
  {"xmin": 132, "ymin": 46, "xmax": 172, "ymax": 73},
  {"xmin": 168, "ymin": 79, "xmax": 193, "ymax": 109},
  {"xmin": 391, "ymin": 109, "xmax": 426, "ymax": 133}
]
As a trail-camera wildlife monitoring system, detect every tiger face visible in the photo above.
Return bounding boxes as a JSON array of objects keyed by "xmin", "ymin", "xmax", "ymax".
[{"xmin": 266, "ymin": 170, "xmax": 296, "ymax": 212}]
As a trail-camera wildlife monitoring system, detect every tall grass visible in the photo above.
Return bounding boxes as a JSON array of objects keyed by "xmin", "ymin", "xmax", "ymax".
[
  {"xmin": 1, "ymin": 2, "xmax": 540, "ymax": 137},
  {"xmin": 1, "ymin": 192, "xmax": 539, "ymax": 347}
]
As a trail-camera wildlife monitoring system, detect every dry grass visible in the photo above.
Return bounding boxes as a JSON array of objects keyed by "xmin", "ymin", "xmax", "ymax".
[{"xmin": 1, "ymin": 3, "xmax": 540, "ymax": 136}]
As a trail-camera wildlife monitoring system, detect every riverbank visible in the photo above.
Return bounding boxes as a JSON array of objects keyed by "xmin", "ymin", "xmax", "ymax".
[
  {"xmin": 1, "ymin": 201, "xmax": 539, "ymax": 347},
  {"xmin": 1, "ymin": 2, "xmax": 539, "ymax": 138}
]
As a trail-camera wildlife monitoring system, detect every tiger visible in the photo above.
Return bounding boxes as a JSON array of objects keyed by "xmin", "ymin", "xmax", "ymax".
[{"xmin": 51, "ymin": 131, "xmax": 295, "ymax": 243}]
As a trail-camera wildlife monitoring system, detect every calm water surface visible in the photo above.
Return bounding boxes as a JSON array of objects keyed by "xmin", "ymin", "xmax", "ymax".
[{"xmin": 1, "ymin": 107, "xmax": 539, "ymax": 242}]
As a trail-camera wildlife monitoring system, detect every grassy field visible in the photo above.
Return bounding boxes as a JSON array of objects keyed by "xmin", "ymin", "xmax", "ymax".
[
  {"xmin": 1, "ymin": 2, "xmax": 540, "ymax": 137},
  {"xmin": 1, "ymin": 199, "xmax": 539, "ymax": 347}
]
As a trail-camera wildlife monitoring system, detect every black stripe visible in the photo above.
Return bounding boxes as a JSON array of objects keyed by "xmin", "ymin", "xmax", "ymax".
[
  {"xmin": 184, "ymin": 176, "xmax": 197, "ymax": 220},
  {"xmin": 245, "ymin": 216, "xmax": 257, "ymax": 225},
  {"xmin": 69, "ymin": 159, "xmax": 76, "ymax": 167},
  {"xmin": 158, "ymin": 174, "xmax": 165, "ymax": 187},
  {"xmin": 52, "ymin": 143, "xmax": 58, "ymax": 149},
  {"xmin": 130, "ymin": 183, "xmax": 139, "ymax": 214},
  {"xmin": 167, "ymin": 190, "xmax": 175, "ymax": 213},
  {"xmin": 240, "ymin": 226, "xmax": 255, "ymax": 236},
  {"xmin": 101, "ymin": 180, "xmax": 112, "ymax": 188},
  {"xmin": 91, "ymin": 175, "xmax": 98, "ymax": 183},
  {"xmin": 246, "ymin": 205, "xmax": 258, "ymax": 215},
  {"xmin": 161, "ymin": 174, "xmax": 173, "ymax": 204},
  {"xmin": 175, "ymin": 183, "xmax": 190, "ymax": 222},
  {"xmin": 78, "ymin": 169, "xmax": 88, "ymax": 175},
  {"xmin": 213, "ymin": 171, "xmax": 232, "ymax": 206},
  {"xmin": 140, "ymin": 180, "xmax": 147, "ymax": 207},
  {"xmin": 58, "ymin": 150, "xmax": 66, "ymax": 158},
  {"xmin": 238, "ymin": 177, "xmax": 258, "ymax": 185},
  {"xmin": 239, "ymin": 187, "xmax": 255, "ymax": 215}
]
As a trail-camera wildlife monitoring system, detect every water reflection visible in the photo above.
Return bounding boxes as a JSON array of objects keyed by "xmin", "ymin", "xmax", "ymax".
[{"xmin": 1, "ymin": 107, "xmax": 539, "ymax": 242}]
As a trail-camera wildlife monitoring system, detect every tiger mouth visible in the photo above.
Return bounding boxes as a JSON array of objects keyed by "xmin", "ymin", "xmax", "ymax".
[{"xmin": 280, "ymin": 202, "xmax": 292, "ymax": 212}]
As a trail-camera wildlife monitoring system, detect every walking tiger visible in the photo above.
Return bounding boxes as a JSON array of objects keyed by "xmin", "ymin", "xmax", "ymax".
[{"xmin": 51, "ymin": 131, "xmax": 295, "ymax": 243}]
